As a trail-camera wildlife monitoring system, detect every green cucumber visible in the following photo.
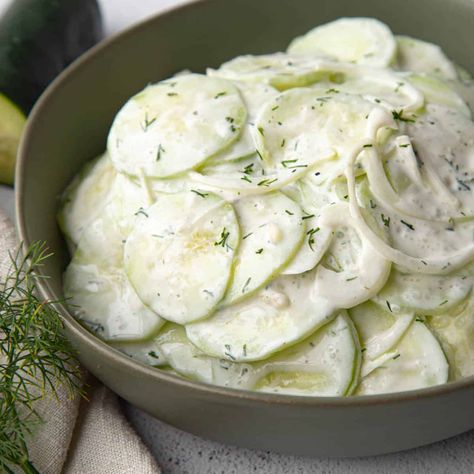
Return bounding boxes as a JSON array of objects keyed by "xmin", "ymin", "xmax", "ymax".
[
  {"xmin": 0, "ymin": 0, "xmax": 102, "ymax": 112},
  {"xmin": 0, "ymin": 92, "xmax": 25, "ymax": 184}
]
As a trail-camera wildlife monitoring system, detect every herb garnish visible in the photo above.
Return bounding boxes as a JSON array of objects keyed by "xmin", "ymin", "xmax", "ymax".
[
  {"xmin": 214, "ymin": 91, "xmax": 227, "ymax": 99},
  {"xmin": 257, "ymin": 178, "xmax": 278, "ymax": 187},
  {"xmin": 191, "ymin": 189, "xmax": 208, "ymax": 198},
  {"xmin": 135, "ymin": 208, "xmax": 149, "ymax": 218},
  {"xmin": 242, "ymin": 277, "xmax": 252, "ymax": 293},
  {"xmin": 307, "ymin": 227, "xmax": 320, "ymax": 251},
  {"xmin": 392, "ymin": 110, "xmax": 416, "ymax": 123},
  {"xmin": 400, "ymin": 220, "xmax": 415, "ymax": 231},
  {"xmin": 156, "ymin": 143, "xmax": 165, "ymax": 161},
  {"xmin": 381, "ymin": 214, "xmax": 390, "ymax": 227},
  {"xmin": 214, "ymin": 228, "xmax": 230, "ymax": 248},
  {"xmin": 141, "ymin": 113, "xmax": 157, "ymax": 132},
  {"xmin": 0, "ymin": 243, "xmax": 83, "ymax": 472}
]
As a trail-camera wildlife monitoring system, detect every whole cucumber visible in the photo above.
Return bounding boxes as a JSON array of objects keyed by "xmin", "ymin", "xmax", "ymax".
[{"xmin": 0, "ymin": 0, "xmax": 103, "ymax": 112}]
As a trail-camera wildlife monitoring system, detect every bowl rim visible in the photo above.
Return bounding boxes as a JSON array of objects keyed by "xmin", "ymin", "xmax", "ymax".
[{"xmin": 15, "ymin": 0, "xmax": 474, "ymax": 408}]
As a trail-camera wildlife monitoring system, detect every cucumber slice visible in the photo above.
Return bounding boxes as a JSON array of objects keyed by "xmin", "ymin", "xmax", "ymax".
[
  {"xmin": 208, "ymin": 53, "xmax": 335, "ymax": 90},
  {"xmin": 161, "ymin": 313, "xmax": 360, "ymax": 396},
  {"xmin": 288, "ymin": 18, "xmax": 396, "ymax": 67},
  {"xmin": 372, "ymin": 270, "xmax": 472, "ymax": 314},
  {"xmin": 222, "ymin": 192, "xmax": 305, "ymax": 305},
  {"xmin": 314, "ymin": 203, "xmax": 391, "ymax": 308},
  {"xmin": 205, "ymin": 82, "xmax": 278, "ymax": 165},
  {"xmin": 124, "ymin": 191, "xmax": 240, "ymax": 324},
  {"xmin": 64, "ymin": 262, "xmax": 163, "ymax": 342},
  {"xmin": 427, "ymin": 297, "xmax": 474, "ymax": 380},
  {"xmin": 408, "ymin": 74, "xmax": 471, "ymax": 117},
  {"xmin": 111, "ymin": 321, "xmax": 203, "ymax": 368},
  {"xmin": 254, "ymin": 89, "xmax": 375, "ymax": 169},
  {"xmin": 186, "ymin": 270, "xmax": 336, "ymax": 362},
  {"xmin": 111, "ymin": 338, "xmax": 167, "ymax": 367},
  {"xmin": 189, "ymin": 152, "xmax": 326, "ymax": 200},
  {"xmin": 254, "ymin": 312, "xmax": 361, "ymax": 396},
  {"xmin": 356, "ymin": 321, "xmax": 449, "ymax": 395},
  {"xmin": 0, "ymin": 93, "xmax": 26, "ymax": 185},
  {"xmin": 281, "ymin": 180, "xmax": 334, "ymax": 275},
  {"xmin": 58, "ymin": 152, "xmax": 115, "ymax": 244},
  {"xmin": 63, "ymin": 205, "xmax": 164, "ymax": 342},
  {"xmin": 349, "ymin": 301, "xmax": 414, "ymax": 376},
  {"xmin": 108, "ymin": 74, "xmax": 246, "ymax": 178},
  {"xmin": 396, "ymin": 36, "xmax": 458, "ymax": 80},
  {"xmin": 324, "ymin": 75, "xmax": 418, "ymax": 111},
  {"xmin": 159, "ymin": 323, "xmax": 256, "ymax": 387}
]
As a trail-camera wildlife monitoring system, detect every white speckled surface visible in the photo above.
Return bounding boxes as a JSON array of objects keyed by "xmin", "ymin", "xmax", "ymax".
[
  {"xmin": 123, "ymin": 402, "xmax": 474, "ymax": 474},
  {"xmin": 1, "ymin": 0, "xmax": 473, "ymax": 471}
]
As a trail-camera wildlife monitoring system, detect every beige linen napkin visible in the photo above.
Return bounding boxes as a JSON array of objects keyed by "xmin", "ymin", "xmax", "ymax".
[{"xmin": 0, "ymin": 209, "xmax": 161, "ymax": 474}]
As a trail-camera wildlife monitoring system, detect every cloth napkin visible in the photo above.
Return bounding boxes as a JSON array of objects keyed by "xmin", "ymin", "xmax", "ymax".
[{"xmin": 0, "ymin": 209, "xmax": 161, "ymax": 474}]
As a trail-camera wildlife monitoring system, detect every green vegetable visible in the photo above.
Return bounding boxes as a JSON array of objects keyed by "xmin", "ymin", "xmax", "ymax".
[
  {"xmin": 0, "ymin": 0, "xmax": 102, "ymax": 185},
  {"xmin": 0, "ymin": 243, "xmax": 83, "ymax": 473},
  {"xmin": 0, "ymin": 92, "xmax": 25, "ymax": 185},
  {"xmin": 0, "ymin": 0, "xmax": 103, "ymax": 112}
]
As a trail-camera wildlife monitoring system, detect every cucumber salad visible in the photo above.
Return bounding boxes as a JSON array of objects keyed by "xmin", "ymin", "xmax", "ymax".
[{"xmin": 59, "ymin": 18, "xmax": 474, "ymax": 397}]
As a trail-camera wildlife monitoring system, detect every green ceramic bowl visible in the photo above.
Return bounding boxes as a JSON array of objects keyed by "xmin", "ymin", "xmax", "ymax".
[{"xmin": 16, "ymin": 0, "xmax": 474, "ymax": 457}]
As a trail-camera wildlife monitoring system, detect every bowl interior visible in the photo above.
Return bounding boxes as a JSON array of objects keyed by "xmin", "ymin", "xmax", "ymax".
[{"xmin": 17, "ymin": 0, "xmax": 474, "ymax": 395}]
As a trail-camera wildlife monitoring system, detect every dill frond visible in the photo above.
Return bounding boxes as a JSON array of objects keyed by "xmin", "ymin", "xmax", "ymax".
[{"xmin": 0, "ymin": 242, "xmax": 83, "ymax": 473}]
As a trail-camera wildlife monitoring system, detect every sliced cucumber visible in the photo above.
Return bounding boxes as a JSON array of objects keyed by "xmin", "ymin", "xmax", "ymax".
[
  {"xmin": 254, "ymin": 312, "xmax": 361, "ymax": 396},
  {"xmin": 204, "ymin": 82, "xmax": 278, "ymax": 165},
  {"xmin": 186, "ymin": 270, "xmax": 336, "ymax": 362},
  {"xmin": 222, "ymin": 192, "xmax": 305, "ymax": 305},
  {"xmin": 108, "ymin": 74, "xmax": 246, "ymax": 178},
  {"xmin": 111, "ymin": 338, "xmax": 167, "ymax": 367},
  {"xmin": 408, "ymin": 74, "xmax": 471, "ymax": 117},
  {"xmin": 427, "ymin": 297, "xmax": 474, "ymax": 380},
  {"xmin": 0, "ymin": 93, "xmax": 26, "ymax": 185},
  {"xmin": 396, "ymin": 36, "xmax": 458, "ymax": 80},
  {"xmin": 63, "ymin": 206, "xmax": 164, "ymax": 342},
  {"xmin": 288, "ymin": 18, "xmax": 396, "ymax": 67},
  {"xmin": 281, "ymin": 180, "xmax": 334, "ymax": 275},
  {"xmin": 189, "ymin": 152, "xmax": 325, "ymax": 200},
  {"xmin": 124, "ymin": 191, "xmax": 240, "ymax": 324},
  {"xmin": 161, "ymin": 313, "xmax": 359, "ymax": 396},
  {"xmin": 314, "ymin": 203, "xmax": 391, "ymax": 308},
  {"xmin": 254, "ymin": 89, "xmax": 375, "ymax": 168},
  {"xmin": 158, "ymin": 323, "xmax": 256, "ymax": 388},
  {"xmin": 208, "ymin": 53, "xmax": 332, "ymax": 90},
  {"xmin": 349, "ymin": 301, "xmax": 414, "ymax": 377},
  {"xmin": 356, "ymin": 321, "xmax": 449, "ymax": 395},
  {"xmin": 64, "ymin": 264, "xmax": 163, "ymax": 342},
  {"xmin": 373, "ymin": 269, "xmax": 472, "ymax": 314},
  {"xmin": 58, "ymin": 152, "xmax": 115, "ymax": 244}
]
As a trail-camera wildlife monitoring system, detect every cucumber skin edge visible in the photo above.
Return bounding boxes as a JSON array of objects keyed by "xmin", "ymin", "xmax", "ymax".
[{"xmin": 0, "ymin": 0, "xmax": 103, "ymax": 112}]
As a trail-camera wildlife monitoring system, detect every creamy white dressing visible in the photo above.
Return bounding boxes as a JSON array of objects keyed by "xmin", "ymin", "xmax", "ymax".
[{"xmin": 59, "ymin": 17, "xmax": 474, "ymax": 396}]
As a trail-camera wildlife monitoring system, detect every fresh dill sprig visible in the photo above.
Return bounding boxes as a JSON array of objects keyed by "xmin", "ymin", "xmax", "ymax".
[{"xmin": 0, "ymin": 242, "xmax": 83, "ymax": 473}]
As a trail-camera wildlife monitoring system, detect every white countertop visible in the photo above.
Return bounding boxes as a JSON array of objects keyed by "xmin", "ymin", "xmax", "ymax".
[{"xmin": 1, "ymin": 1, "xmax": 473, "ymax": 472}]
